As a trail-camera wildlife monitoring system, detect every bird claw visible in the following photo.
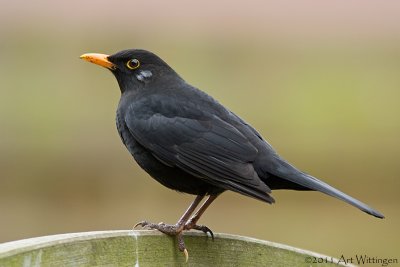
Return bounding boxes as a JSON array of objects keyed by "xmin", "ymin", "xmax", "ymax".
[
  {"xmin": 133, "ymin": 220, "xmax": 154, "ymax": 229},
  {"xmin": 133, "ymin": 220, "xmax": 190, "ymax": 261},
  {"xmin": 133, "ymin": 221, "xmax": 145, "ymax": 229},
  {"xmin": 184, "ymin": 220, "xmax": 215, "ymax": 240},
  {"xmin": 177, "ymin": 234, "xmax": 189, "ymax": 262},
  {"xmin": 183, "ymin": 248, "xmax": 189, "ymax": 263},
  {"xmin": 190, "ymin": 224, "xmax": 214, "ymax": 241},
  {"xmin": 133, "ymin": 217, "xmax": 213, "ymax": 262}
]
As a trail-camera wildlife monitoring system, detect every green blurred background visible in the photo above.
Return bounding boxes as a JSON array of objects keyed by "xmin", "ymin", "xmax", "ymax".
[{"xmin": 0, "ymin": 0, "xmax": 399, "ymax": 260}]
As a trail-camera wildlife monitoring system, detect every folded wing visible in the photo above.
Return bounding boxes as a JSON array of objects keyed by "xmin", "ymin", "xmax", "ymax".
[{"xmin": 124, "ymin": 104, "xmax": 274, "ymax": 203}]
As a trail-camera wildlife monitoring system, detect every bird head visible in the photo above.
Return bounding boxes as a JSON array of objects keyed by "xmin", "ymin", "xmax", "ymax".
[{"xmin": 80, "ymin": 49, "xmax": 181, "ymax": 93}]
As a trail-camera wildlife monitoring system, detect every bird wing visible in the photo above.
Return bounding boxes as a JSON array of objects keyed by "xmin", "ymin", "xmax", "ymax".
[{"xmin": 124, "ymin": 102, "xmax": 274, "ymax": 203}]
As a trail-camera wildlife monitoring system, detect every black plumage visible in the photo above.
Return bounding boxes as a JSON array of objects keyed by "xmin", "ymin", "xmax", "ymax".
[{"xmin": 81, "ymin": 49, "xmax": 384, "ymax": 257}]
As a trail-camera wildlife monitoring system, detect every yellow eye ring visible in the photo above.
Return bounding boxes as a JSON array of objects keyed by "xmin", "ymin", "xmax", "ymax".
[{"xmin": 126, "ymin": 59, "xmax": 140, "ymax": 70}]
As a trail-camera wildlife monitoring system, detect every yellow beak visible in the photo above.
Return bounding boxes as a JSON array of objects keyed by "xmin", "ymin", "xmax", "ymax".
[{"xmin": 80, "ymin": 53, "xmax": 116, "ymax": 69}]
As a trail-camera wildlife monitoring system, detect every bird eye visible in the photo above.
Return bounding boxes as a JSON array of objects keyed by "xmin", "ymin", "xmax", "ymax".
[{"xmin": 126, "ymin": 59, "xmax": 140, "ymax": 70}]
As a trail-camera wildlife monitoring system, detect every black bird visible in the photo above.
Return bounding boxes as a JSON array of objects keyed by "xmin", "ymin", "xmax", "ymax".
[{"xmin": 80, "ymin": 49, "xmax": 384, "ymax": 258}]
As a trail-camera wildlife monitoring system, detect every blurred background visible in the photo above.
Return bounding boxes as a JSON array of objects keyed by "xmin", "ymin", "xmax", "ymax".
[{"xmin": 0, "ymin": 0, "xmax": 399, "ymax": 260}]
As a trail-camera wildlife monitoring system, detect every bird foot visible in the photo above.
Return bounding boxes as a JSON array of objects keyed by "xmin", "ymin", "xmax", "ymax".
[
  {"xmin": 134, "ymin": 220, "xmax": 189, "ymax": 262},
  {"xmin": 184, "ymin": 220, "xmax": 214, "ymax": 240},
  {"xmin": 134, "ymin": 220, "xmax": 184, "ymax": 235},
  {"xmin": 133, "ymin": 219, "xmax": 214, "ymax": 262}
]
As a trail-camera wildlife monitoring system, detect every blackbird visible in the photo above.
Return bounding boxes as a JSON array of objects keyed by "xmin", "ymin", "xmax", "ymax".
[{"xmin": 80, "ymin": 49, "xmax": 384, "ymax": 258}]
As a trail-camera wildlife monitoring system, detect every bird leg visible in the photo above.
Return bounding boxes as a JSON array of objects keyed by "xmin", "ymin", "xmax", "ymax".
[
  {"xmin": 184, "ymin": 194, "xmax": 218, "ymax": 240},
  {"xmin": 134, "ymin": 195, "xmax": 205, "ymax": 258}
]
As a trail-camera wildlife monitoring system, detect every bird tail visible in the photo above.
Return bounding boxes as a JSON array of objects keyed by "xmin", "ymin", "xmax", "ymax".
[{"xmin": 268, "ymin": 156, "xmax": 384, "ymax": 219}]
